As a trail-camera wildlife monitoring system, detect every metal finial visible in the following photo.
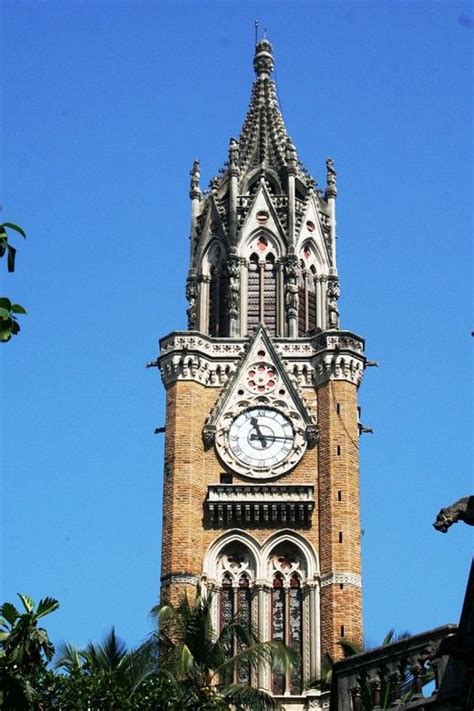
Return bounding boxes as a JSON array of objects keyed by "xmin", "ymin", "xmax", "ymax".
[{"xmin": 255, "ymin": 20, "xmax": 258, "ymax": 47}]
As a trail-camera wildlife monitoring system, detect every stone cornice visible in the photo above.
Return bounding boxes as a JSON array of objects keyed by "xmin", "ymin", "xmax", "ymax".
[{"xmin": 158, "ymin": 329, "xmax": 365, "ymax": 389}]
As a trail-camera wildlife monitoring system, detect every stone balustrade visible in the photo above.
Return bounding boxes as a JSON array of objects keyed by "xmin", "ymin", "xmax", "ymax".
[{"xmin": 330, "ymin": 624, "xmax": 458, "ymax": 710}]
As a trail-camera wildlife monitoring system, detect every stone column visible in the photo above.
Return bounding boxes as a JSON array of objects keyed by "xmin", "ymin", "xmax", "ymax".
[
  {"xmin": 307, "ymin": 580, "xmax": 321, "ymax": 683},
  {"xmin": 256, "ymin": 582, "xmax": 271, "ymax": 691}
]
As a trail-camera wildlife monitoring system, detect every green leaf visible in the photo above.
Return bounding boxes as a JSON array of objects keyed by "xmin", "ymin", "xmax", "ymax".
[
  {"xmin": 6, "ymin": 243, "xmax": 17, "ymax": 272},
  {"xmin": 0, "ymin": 321, "xmax": 14, "ymax": 341},
  {"xmin": 0, "ymin": 602, "xmax": 19, "ymax": 625},
  {"xmin": 0, "ymin": 307, "xmax": 11, "ymax": 320},
  {"xmin": 11, "ymin": 304, "xmax": 27, "ymax": 315},
  {"xmin": 2, "ymin": 222, "xmax": 26, "ymax": 238},
  {"xmin": 36, "ymin": 597, "xmax": 59, "ymax": 619},
  {"xmin": 18, "ymin": 593, "xmax": 35, "ymax": 613},
  {"xmin": 0, "ymin": 297, "xmax": 12, "ymax": 310}
]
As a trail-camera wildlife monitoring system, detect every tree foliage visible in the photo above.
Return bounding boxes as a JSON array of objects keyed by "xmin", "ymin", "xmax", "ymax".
[
  {"xmin": 0, "ymin": 221, "xmax": 27, "ymax": 342},
  {"xmin": 152, "ymin": 584, "xmax": 296, "ymax": 710},
  {"xmin": 0, "ymin": 593, "xmax": 59, "ymax": 709},
  {"xmin": 0, "ymin": 586, "xmax": 297, "ymax": 709}
]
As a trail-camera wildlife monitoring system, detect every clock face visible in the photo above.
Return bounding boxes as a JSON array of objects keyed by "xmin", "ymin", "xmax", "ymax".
[{"xmin": 228, "ymin": 407, "xmax": 294, "ymax": 470}]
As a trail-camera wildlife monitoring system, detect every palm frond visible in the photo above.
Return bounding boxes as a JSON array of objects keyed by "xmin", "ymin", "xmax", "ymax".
[
  {"xmin": 35, "ymin": 597, "xmax": 59, "ymax": 619},
  {"xmin": 54, "ymin": 641, "xmax": 84, "ymax": 672},
  {"xmin": 221, "ymin": 682, "xmax": 283, "ymax": 710}
]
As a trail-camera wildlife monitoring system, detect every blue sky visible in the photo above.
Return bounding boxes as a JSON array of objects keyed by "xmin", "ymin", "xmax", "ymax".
[{"xmin": 1, "ymin": 0, "xmax": 472, "ymax": 654}]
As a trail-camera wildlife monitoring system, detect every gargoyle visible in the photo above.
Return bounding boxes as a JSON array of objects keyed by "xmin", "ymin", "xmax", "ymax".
[{"xmin": 433, "ymin": 496, "xmax": 474, "ymax": 533}]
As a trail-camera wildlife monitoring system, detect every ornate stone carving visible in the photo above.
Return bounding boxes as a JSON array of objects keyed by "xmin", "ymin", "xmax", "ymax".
[
  {"xmin": 202, "ymin": 423, "xmax": 216, "ymax": 449},
  {"xmin": 253, "ymin": 38, "xmax": 275, "ymax": 78},
  {"xmin": 327, "ymin": 276, "xmax": 340, "ymax": 329},
  {"xmin": 206, "ymin": 484, "xmax": 315, "ymax": 527},
  {"xmin": 158, "ymin": 330, "xmax": 365, "ymax": 388},
  {"xmin": 228, "ymin": 137, "xmax": 240, "ymax": 175},
  {"xmin": 206, "ymin": 327, "xmax": 316, "ymax": 480},
  {"xmin": 227, "ymin": 255, "xmax": 240, "ymax": 321},
  {"xmin": 306, "ymin": 424, "xmax": 319, "ymax": 449},
  {"xmin": 189, "ymin": 159, "xmax": 201, "ymax": 200},
  {"xmin": 325, "ymin": 157, "xmax": 337, "ymax": 199},
  {"xmin": 433, "ymin": 496, "xmax": 474, "ymax": 532},
  {"xmin": 185, "ymin": 275, "xmax": 198, "ymax": 330},
  {"xmin": 284, "ymin": 254, "xmax": 300, "ymax": 323}
]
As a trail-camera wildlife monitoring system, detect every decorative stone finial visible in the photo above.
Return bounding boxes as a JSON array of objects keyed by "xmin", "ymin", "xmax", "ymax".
[
  {"xmin": 228, "ymin": 137, "xmax": 240, "ymax": 174},
  {"xmin": 286, "ymin": 137, "xmax": 297, "ymax": 172},
  {"xmin": 189, "ymin": 160, "xmax": 201, "ymax": 200},
  {"xmin": 326, "ymin": 157, "xmax": 337, "ymax": 199},
  {"xmin": 253, "ymin": 38, "xmax": 274, "ymax": 79}
]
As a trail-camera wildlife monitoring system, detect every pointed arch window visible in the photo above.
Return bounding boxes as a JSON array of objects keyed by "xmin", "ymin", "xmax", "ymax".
[
  {"xmin": 298, "ymin": 248, "xmax": 318, "ymax": 335},
  {"xmin": 217, "ymin": 548, "xmax": 254, "ymax": 685},
  {"xmin": 272, "ymin": 574, "xmax": 286, "ymax": 695},
  {"xmin": 270, "ymin": 550, "xmax": 304, "ymax": 695},
  {"xmin": 247, "ymin": 253, "xmax": 260, "ymax": 331},
  {"xmin": 208, "ymin": 265, "xmax": 228, "ymax": 336},
  {"xmin": 246, "ymin": 249, "xmax": 277, "ymax": 336}
]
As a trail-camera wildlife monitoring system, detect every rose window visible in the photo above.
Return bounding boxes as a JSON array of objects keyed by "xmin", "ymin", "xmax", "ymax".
[{"xmin": 245, "ymin": 363, "xmax": 277, "ymax": 393}]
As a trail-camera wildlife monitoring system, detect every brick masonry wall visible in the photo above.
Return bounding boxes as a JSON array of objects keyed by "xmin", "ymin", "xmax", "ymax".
[
  {"xmin": 317, "ymin": 379, "xmax": 363, "ymax": 658},
  {"xmin": 161, "ymin": 376, "xmax": 362, "ymax": 661},
  {"xmin": 161, "ymin": 383, "xmax": 321, "ymax": 587}
]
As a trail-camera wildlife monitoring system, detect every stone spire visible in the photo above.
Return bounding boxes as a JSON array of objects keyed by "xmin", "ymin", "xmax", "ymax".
[
  {"xmin": 235, "ymin": 39, "xmax": 307, "ymax": 183},
  {"xmin": 185, "ymin": 38, "xmax": 339, "ymax": 338}
]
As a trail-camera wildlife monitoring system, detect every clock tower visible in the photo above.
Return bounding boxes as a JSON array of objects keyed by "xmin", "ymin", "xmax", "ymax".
[{"xmin": 157, "ymin": 39, "xmax": 366, "ymax": 705}]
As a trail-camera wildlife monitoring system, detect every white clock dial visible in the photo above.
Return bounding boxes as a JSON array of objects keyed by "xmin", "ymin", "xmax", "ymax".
[{"xmin": 228, "ymin": 407, "xmax": 294, "ymax": 470}]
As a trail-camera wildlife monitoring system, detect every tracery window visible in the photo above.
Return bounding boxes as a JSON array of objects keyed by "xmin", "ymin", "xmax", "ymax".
[
  {"xmin": 206, "ymin": 534, "xmax": 317, "ymax": 696},
  {"xmin": 298, "ymin": 246, "xmax": 318, "ymax": 335},
  {"xmin": 246, "ymin": 238, "xmax": 278, "ymax": 335},
  {"xmin": 269, "ymin": 546, "xmax": 304, "ymax": 695},
  {"xmin": 216, "ymin": 545, "xmax": 255, "ymax": 684}
]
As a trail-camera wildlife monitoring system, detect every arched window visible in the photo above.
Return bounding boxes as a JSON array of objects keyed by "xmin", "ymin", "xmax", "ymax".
[
  {"xmin": 247, "ymin": 253, "xmax": 260, "ymax": 331},
  {"xmin": 208, "ymin": 264, "xmax": 228, "ymax": 336},
  {"xmin": 272, "ymin": 574, "xmax": 286, "ymax": 694},
  {"xmin": 288, "ymin": 573, "xmax": 303, "ymax": 694},
  {"xmin": 269, "ymin": 546, "xmax": 304, "ymax": 695},
  {"xmin": 263, "ymin": 254, "xmax": 277, "ymax": 335},
  {"xmin": 298, "ymin": 246, "xmax": 318, "ymax": 335},
  {"xmin": 246, "ymin": 244, "xmax": 278, "ymax": 336},
  {"xmin": 298, "ymin": 260, "xmax": 306, "ymax": 334},
  {"xmin": 204, "ymin": 532, "xmax": 319, "ymax": 696},
  {"xmin": 216, "ymin": 544, "xmax": 255, "ymax": 684}
]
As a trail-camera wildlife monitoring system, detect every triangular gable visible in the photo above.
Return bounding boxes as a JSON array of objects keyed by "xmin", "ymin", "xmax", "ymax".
[
  {"xmin": 295, "ymin": 195, "xmax": 332, "ymax": 270},
  {"xmin": 203, "ymin": 325, "xmax": 318, "ymax": 455},
  {"xmin": 238, "ymin": 181, "xmax": 287, "ymax": 249}
]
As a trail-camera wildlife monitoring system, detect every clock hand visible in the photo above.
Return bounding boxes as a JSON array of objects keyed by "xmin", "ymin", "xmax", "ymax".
[
  {"xmin": 249, "ymin": 434, "xmax": 293, "ymax": 442},
  {"xmin": 249, "ymin": 417, "xmax": 267, "ymax": 448}
]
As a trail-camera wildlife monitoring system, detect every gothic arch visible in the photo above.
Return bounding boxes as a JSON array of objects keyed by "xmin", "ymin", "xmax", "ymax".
[
  {"xmin": 239, "ymin": 227, "xmax": 284, "ymax": 260},
  {"xmin": 297, "ymin": 240, "xmax": 327, "ymax": 275},
  {"xmin": 202, "ymin": 529, "xmax": 321, "ymax": 691},
  {"xmin": 202, "ymin": 530, "xmax": 261, "ymax": 582},
  {"xmin": 200, "ymin": 239, "xmax": 226, "ymax": 276},
  {"xmin": 242, "ymin": 167, "xmax": 283, "ymax": 196},
  {"xmin": 261, "ymin": 529, "xmax": 320, "ymax": 580}
]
